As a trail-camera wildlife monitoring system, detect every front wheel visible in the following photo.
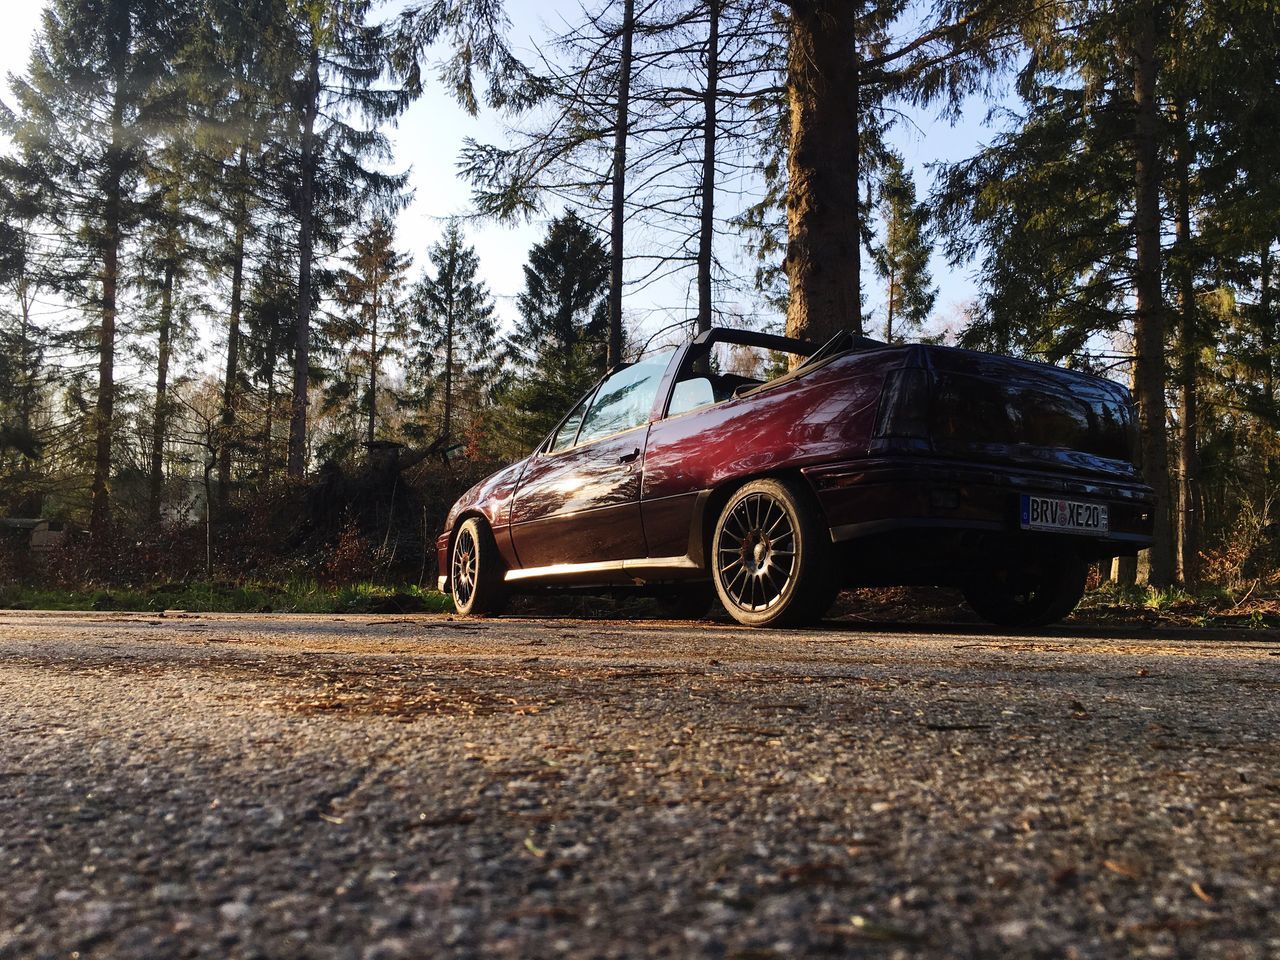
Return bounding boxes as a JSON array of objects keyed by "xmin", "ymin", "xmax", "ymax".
[
  {"xmin": 711, "ymin": 479, "xmax": 836, "ymax": 627},
  {"xmin": 451, "ymin": 517, "xmax": 508, "ymax": 616},
  {"xmin": 963, "ymin": 552, "xmax": 1087, "ymax": 628}
]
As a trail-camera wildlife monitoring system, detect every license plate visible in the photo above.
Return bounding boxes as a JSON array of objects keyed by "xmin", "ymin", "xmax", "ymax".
[{"xmin": 1020, "ymin": 495, "xmax": 1109, "ymax": 535}]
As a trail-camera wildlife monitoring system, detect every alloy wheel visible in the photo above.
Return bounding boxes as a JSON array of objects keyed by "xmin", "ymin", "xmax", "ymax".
[
  {"xmin": 452, "ymin": 526, "xmax": 477, "ymax": 608},
  {"xmin": 715, "ymin": 491, "xmax": 797, "ymax": 612}
]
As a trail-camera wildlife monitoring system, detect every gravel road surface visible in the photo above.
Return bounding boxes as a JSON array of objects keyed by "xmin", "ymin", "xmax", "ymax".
[{"xmin": 0, "ymin": 612, "xmax": 1277, "ymax": 959}]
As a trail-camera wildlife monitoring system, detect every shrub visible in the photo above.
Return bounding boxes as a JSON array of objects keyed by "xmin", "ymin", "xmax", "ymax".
[{"xmin": 319, "ymin": 518, "xmax": 390, "ymax": 586}]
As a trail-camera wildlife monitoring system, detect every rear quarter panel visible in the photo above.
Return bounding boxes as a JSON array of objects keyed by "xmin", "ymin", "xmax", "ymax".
[{"xmin": 640, "ymin": 350, "xmax": 895, "ymax": 555}]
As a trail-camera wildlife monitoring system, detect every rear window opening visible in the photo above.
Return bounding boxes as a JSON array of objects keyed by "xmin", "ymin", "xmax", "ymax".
[
  {"xmin": 930, "ymin": 372, "xmax": 1135, "ymax": 462},
  {"xmin": 668, "ymin": 339, "xmax": 799, "ymax": 416}
]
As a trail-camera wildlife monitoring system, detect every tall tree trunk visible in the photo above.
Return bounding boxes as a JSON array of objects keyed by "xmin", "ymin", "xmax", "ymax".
[
  {"xmin": 884, "ymin": 193, "xmax": 896, "ymax": 342},
  {"xmin": 443, "ymin": 300, "xmax": 454, "ymax": 441},
  {"xmin": 13, "ymin": 273, "xmax": 36, "ymax": 499},
  {"xmin": 886, "ymin": 262, "xmax": 897, "ymax": 343},
  {"xmin": 1132, "ymin": 4, "xmax": 1174, "ymax": 587},
  {"xmin": 607, "ymin": 0, "xmax": 634, "ymax": 367},
  {"xmin": 1263, "ymin": 241, "xmax": 1276, "ymax": 489},
  {"xmin": 288, "ymin": 42, "xmax": 320, "ymax": 478},
  {"xmin": 261, "ymin": 353, "xmax": 277, "ymax": 480},
  {"xmin": 91, "ymin": 10, "xmax": 130, "ymax": 542},
  {"xmin": 367, "ymin": 288, "xmax": 379, "ymax": 447},
  {"xmin": 783, "ymin": 0, "xmax": 861, "ymax": 346},
  {"xmin": 148, "ymin": 261, "xmax": 175, "ymax": 524},
  {"xmin": 1112, "ymin": 369, "xmax": 1139, "ymax": 588},
  {"xmin": 16, "ymin": 274, "xmax": 34, "ymax": 434},
  {"xmin": 1262, "ymin": 242, "xmax": 1274, "ymax": 417},
  {"xmin": 218, "ymin": 145, "xmax": 249, "ymax": 506},
  {"xmin": 1173, "ymin": 100, "xmax": 1199, "ymax": 587},
  {"xmin": 695, "ymin": 0, "xmax": 719, "ymax": 334}
]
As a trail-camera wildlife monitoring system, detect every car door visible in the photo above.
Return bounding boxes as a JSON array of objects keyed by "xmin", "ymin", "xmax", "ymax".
[{"xmin": 509, "ymin": 351, "xmax": 676, "ymax": 570}]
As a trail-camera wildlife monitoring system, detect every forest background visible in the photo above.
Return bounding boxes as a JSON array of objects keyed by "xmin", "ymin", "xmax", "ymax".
[{"xmin": 0, "ymin": 0, "xmax": 1276, "ymax": 620}]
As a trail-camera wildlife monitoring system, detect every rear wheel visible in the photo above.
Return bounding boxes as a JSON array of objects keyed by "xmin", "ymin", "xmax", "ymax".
[
  {"xmin": 963, "ymin": 552, "xmax": 1087, "ymax": 628},
  {"xmin": 451, "ymin": 517, "xmax": 508, "ymax": 616},
  {"xmin": 711, "ymin": 479, "xmax": 835, "ymax": 627}
]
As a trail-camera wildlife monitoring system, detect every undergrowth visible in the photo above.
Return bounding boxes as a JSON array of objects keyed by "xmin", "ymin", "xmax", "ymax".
[
  {"xmin": 1077, "ymin": 579, "xmax": 1280, "ymax": 628},
  {"xmin": 0, "ymin": 579, "xmax": 454, "ymax": 615}
]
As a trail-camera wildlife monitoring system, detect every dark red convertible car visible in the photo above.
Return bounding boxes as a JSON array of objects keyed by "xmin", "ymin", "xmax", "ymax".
[{"xmin": 437, "ymin": 327, "xmax": 1153, "ymax": 627}]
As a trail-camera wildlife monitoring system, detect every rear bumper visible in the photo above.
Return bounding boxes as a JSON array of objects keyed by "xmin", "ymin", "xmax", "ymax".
[{"xmin": 805, "ymin": 457, "xmax": 1154, "ymax": 553}]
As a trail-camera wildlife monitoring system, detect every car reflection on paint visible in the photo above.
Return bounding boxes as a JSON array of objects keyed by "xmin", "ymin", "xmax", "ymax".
[{"xmin": 438, "ymin": 327, "xmax": 1154, "ymax": 627}]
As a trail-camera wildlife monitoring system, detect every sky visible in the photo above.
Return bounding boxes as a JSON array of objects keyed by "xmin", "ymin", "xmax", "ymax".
[{"xmin": 0, "ymin": 0, "xmax": 1010, "ymax": 349}]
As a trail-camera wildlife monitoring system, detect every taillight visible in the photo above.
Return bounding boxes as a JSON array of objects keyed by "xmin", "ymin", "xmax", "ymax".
[{"xmin": 873, "ymin": 367, "xmax": 932, "ymax": 439}]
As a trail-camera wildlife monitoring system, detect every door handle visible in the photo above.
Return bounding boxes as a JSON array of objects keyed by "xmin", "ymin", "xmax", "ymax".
[{"xmin": 617, "ymin": 447, "xmax": 641, "ymax": 465}]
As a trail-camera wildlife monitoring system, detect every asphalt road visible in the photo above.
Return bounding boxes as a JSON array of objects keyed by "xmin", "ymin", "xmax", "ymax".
[{"xmin": 0, "ymin": 612, "xmax": 1277, "ymax": 959}]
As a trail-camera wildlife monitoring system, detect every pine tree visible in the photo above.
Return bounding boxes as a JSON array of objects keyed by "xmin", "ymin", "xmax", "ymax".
[
  {"xmin": 283, "ymin": 0, "xmax": 412, "ymax": 478},
  {"xmin": 1130, "ymin": 0, "xmax": 1173, "ymax": 587},
  {"xmin": 1, "ymin": 0, "xmax": 186, "ymax": 538},
  {"xmin": 184, "ymin": 0, "xmax": 296, "ymax": 503},
  {"xmin": 332, "ymin": 216, "xmax": 411, "ymax": 448},
  {"xmin": 456, "ymin": 0, "xmax": 635, "ymax": 366},
  {"xmin": 870, "ymin": 153, "xmax": 935, "ymax": 343},
  {"xmin": 0, "ymin": 203, "xmax": 48, "ymax": 508},
  {"xmin": 460, "ymin": 0, "xmax": 781, "ymax": 343},
  {"xmin": 605, "ymin": 0, "xmax": 634, "ymax": 366},
  {"xmin": 409, "ymin": 220, "xmax": 498, "ymax": 446},
  {"xmin": 137, "ymin": 75, "xmax": 208, "ymax": 523},
  {"xmin": 935, "ymin": 1, "xmax": 1252, "ymax": 587},
  {"xmin": 496, "ymin": 211, "xmax": 610, "ymax": 454},
  {"xmin": 1170, "ymin": 0, "xmax": 1280, "ymax": 586},
  {"xmin": 935, "ymin": 82, "xmax": 1134, "ymax": 362},
  {"xmin": 778, "ymin": 0, "xmax": 1055, "ymax": 344},
  {"xmin": 241, "ymin": 224, "xmax": 298, "ymax": 480}
]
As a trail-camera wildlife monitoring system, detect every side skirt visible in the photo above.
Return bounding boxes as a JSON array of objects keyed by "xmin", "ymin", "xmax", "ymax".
[{"xmin": 504, "ymin": 555, "xmax": 702, "ymax": 586}]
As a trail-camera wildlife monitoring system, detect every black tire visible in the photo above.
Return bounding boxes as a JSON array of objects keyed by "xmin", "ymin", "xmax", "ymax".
[
  {"xmin": 963, "ymin": 552, "xmax": 1087, "ymax": 628},
  {"xmin": 655, "ymin": 582, "xmax": 718, "ymax": 621},
  {"xmin": 711, "ymin": 478, "xmax": 836, "ymax": 627},
  {"xmin": 450, "ymin": 517, "xmax": 509, "ymax": 616}
]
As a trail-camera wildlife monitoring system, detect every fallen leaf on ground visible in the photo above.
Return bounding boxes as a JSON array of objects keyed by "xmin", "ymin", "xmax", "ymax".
[
  {"xmin": 1103, "ymin": 859, "xmax": 1143, "ymax": 879},
  {"xmin": 1190, "ymin": 881, "xmax": 1215, "ymax": 903}
]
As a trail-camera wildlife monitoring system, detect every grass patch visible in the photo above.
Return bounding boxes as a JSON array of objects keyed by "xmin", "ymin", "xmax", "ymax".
[
  {"xmin": 0, "ymin": 580, "xmax": 454, "ymax": 615},
  {"xmin": 1074, "ymin": 579, "xmax": 1280, "ymax": 630}
]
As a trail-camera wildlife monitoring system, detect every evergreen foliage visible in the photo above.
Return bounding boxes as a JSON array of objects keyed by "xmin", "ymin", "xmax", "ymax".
[
  {"xmin": 496, "ymin": 211, "xmax": 611, "ymax": 456},
  {"xmin": 0, "ymin": 0, "xmax": 1277, "ymax": 594},
  {"xmin": 870, "ymin": 153, "xmax": 935, "ymax": 343},
  {"xmin": 408, "ymin": 220, "xmax": 498, "ymax": 447},
  {"xmin": 1, "ymin": 0, "xmax": 190, "ymax": 536},
  {"xmin": 321, "ymin": 216, "xmax": 412, "ymax": 460},
  {"xmin": 281, "ymin": 0, "xmax": 413, "ymax": 477}
]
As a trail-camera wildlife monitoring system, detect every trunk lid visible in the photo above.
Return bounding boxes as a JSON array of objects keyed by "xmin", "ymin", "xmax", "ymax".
[{"xmin": 876, "ymin": 345, "xmax": 1140, "ymax": 479}]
